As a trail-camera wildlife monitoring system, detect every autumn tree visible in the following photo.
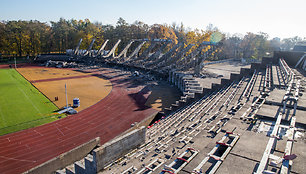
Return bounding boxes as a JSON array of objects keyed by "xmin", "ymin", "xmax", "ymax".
[
  {"xmin": 51, "ymin": 18, "xmax": 74, "ymax": 53},
  {"xmin": 0, "ymin": 22, "xmax": 9, "ymax": 56},
  {"xmin": 5, "ymin": 21, "xmax": 25, "ymax": 56},
  {"xmin": 1, "ymin": 18, "xmax": 305, "ymax": 61},
  {"xmin": 148, "ymin": 24, "xmax": 177, "ymax": 43},
  {"xmin": 239, "ymin": 32, "xmax": 269, "ymax": 59}
]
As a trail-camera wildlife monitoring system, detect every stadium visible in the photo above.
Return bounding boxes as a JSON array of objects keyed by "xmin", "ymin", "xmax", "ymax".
[{"xmin": 0, "ymin": 36, "xmax": 305, "ymax": 174}]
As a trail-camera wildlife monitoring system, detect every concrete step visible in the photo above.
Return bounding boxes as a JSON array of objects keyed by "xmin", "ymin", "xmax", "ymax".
[
  {"xmin": 171, "ymin": 101, "xmax": 180, "ymax": 107},
  {"xmin": 55, "ymin": 169, "xmax": 66, "ymax": 174},
  {"xmin": 182, "ymin": 75, "xmax": 193, "ymax": 80},
  {"xmin": 65, "ymin": 164, "xmax": 75, "ymax": 174},
  {"xmin": 192, "ymin": 89, "xmax": 204, "ymax": 94},
  {"xmin": 182, "ymin": 93, "xmax": 194, "ymax": 99},
  {"xmin": 182, "ymin": 78, "xmax": 194, "ymax": 81},
  {"xmin": 171, "ymin": 103, "xmax": 179, "ymax": 109},
  {"xmin": 163, "ymin": 107, "xmax": 173, "ymax": 115},
  {"xmin": 187, "ymin": 93, "xmax": 195, "ymax": 98},
  {"xmin": 184, "ymin": 80, "xmax": 198, "ymax": 84},
  {"xmin": 159, "ymin": 111, "xmax": 165, "ymax": 115},
  {"xmin": 74, "ymin": 159, "xmax": 85, "ymax": 174},
  {"xmin": 183, "ymin": 91, "xmax": 192, "ymax": 96},
  {"xmin": 179, "ymin": 99, "xmax": 187, "ymax": 103},
  {"xmin": 185, "ymin": 86, "xmax": 202, "ymax": 90},
  {"xmin": 181, "ymin": 96, "xmax": 188, "ymax": 100},
  {"xmin": 185, "ymin": 83, "xmax": 201, "ymax": 87},
  {"xmin": 184, "ymin": 90, "xmax": 201, "ymax": 95},
  {"xmin": 164, "ymin": 107, "xmax": 172, "ymax": 111},
  {"xmin": 85, "ymin": 154, "xmax": 96, "ymax": 174}
]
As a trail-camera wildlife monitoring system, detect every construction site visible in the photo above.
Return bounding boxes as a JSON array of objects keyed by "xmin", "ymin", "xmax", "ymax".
[{"xmin": 0, "ymin": 37, "xmax": 306, "ymax": 174}]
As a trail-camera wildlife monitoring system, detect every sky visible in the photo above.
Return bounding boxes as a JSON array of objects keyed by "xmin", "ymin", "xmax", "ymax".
[{"xmin": 1, "ymin": 0, "xmax": 305, "ymax": 39}]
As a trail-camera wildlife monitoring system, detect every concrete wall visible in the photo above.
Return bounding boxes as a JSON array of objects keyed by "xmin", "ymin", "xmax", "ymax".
[
  {"xmin": 93, "ymin": 126, "xmax": 146, "ymax": 172},
  {"xmin": 273, "ymin": 51, "xmax": 305, "ymax": 66},
  {"xmin": 240, "ymin": 68, "xmax": 251, "ymax": 76},
  {"xmin": 24, "ymin": 137, "xmax": 100, "ymax": 174},
  {"xmin": 261, "ymin": 57, "xmax": 273, "ymax": 65},
  {"xmin": 251, "ymin": 62, "xmax": 263, "ymax": 70},
  {"xmin": 230, "ymin": 73, "xmax": 241, "ymax": 81}
]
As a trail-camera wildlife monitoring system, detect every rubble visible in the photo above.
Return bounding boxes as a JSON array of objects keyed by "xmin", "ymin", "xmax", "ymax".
[{"xmin": 45, "ymin": 60, "xmax": 80, "ymax": 68}]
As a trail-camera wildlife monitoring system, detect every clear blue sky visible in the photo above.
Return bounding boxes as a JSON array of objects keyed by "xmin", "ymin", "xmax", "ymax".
[{"xmin": 1, "ymin": 0, "xmax": 305, "ymax": 39}]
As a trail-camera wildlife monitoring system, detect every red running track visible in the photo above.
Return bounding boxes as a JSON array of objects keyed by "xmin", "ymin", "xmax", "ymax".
[
  {"xmin": 0, "ymin": 68, "xmax": 158, "ymax": 174},
  {"xmin": 0, "ymin": 63, "xmax": 39, "ymax": 69}
]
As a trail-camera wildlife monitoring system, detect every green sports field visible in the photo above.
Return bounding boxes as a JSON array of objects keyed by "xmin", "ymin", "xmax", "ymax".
[{"xmin": 0, "ymin": 68, "xmax": 62, "ymax": 135}]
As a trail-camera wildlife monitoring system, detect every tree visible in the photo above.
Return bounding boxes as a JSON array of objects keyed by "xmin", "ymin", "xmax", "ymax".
[
  {"xmin": 239, "ymin": 32, "xmax": 269, "ymax": 59},
  {"xmin": 0, "ymin": 18, "xmax": 304, "ymax": 60},
  {"xmin": 281, "ymin": 36, "xmax": 303, "ymax": 51},
  {"xmin": 147, "ymin": 24, "xmax": 178, "ymax": 53},
  {"xmin": 0, "ymin": 21, "xmax": 9, "ymax": 55},
  {"xmin": 220, "ymin": 34, "xmax": 243, "ymax": 59},
  {"xmin": 51, "ymin": 18, "xmax": 73, "ymax": 53},
  {"xmin": 270, "ymin": 37, "xmax": 281, "ymax": 51},
  {"xmin": 148, "ymin": 24, "xmax": 177, "ymax": 43},
  {"xmin": 116, "ymin": 17, "xmax": 128, "ymax": 27}
]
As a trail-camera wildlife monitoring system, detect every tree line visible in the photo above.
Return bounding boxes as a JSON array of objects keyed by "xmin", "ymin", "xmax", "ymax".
[{"xmin": 0, "ymin": 18, "xmax": 305, "ymax": 59}]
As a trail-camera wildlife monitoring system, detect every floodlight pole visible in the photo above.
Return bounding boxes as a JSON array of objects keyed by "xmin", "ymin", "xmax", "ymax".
[
  {"xmin": 65, "ymin": 83, "xmax": 68, "ymax": 108},
  {"xmin": 14, "ymin": 57, "xmax": 17, "ymax": 69}
]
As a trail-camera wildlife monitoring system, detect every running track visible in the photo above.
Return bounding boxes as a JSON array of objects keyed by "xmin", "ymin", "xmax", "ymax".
[{"xmin": 0, "ymin": 67, "xmax": 158, "ymax": 174}]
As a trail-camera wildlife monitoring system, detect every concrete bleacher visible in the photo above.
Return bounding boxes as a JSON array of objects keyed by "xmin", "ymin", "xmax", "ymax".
[
  {"xmin": 162, "ymin": 60, "xmax": 255, "ymax": 115},
  {"xmin": 93, "ymin": 57, "xmax": 305, "ymax": 174},
  {"xmin": 97, "ymin": 67, "xmax": 251, "ymax": 173}
]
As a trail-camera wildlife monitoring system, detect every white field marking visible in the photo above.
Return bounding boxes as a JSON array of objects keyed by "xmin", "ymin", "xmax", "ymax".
[
  {"xmin": 17, "ymin": 87, "xmax": 41, "ymax": 114},
  {"xmin": 0, "ymin": 106, "xmax": 7, "ymax": 127},
  {"xmin": 0, "ymin": 71, "xmax": 8, "ymax": 127},
  {"xmin": 7, "ymin": 70, "xmax": 42, "ymax": 114}
]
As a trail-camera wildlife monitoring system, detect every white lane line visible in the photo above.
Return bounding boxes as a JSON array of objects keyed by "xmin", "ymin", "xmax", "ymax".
[
  {"xmin": 55, "ymin": 124, "xmax": 64, "ymax": 136},
  {"xmin": 0, "ymin": 155, "xmax": 36, "ymax": 163},
  {"xmin": 34, "ymin": 130, "xmax": 43, "ymax": 136}
]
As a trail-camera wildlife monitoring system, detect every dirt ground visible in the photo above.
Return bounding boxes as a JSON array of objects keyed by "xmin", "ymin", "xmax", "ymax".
[
  {"xmin": 18, "ymin": 67, "xmax": 84, "ymax": 81},
  {"xmin": 18, "ymin": 67, "xmax": 112, "ymax": 112},
  {"xmin": 145, "ymin": 82, "xmax": 182, "ymax": 111}
]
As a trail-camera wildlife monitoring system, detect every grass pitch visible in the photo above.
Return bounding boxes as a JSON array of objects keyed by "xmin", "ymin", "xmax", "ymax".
[{"xmin": 0, "ymin": 69, "xmax": 61, "ymax": 135}]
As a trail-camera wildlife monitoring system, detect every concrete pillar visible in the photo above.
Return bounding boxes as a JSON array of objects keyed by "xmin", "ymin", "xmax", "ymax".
[
  {"xmin": 283, "ymin": 100, "xmax": 287, "ymax": 114},
  {"xmin": 174, "ymin": 74, "xmax": 178, "ymax": 86},
  {"xmin": 176, "ymin": 74, "xmax": 179, "ymax": 87},
  {"xmin": 293, "ymin": 102, "xmax": 297, "ymax": 116},
  {"xmin": 179, "ymin": 75, "xmax": 182, "ymax": 89},
  {"xmin": 182, "ymin": 79, "xmax": 185, "ymax": 92},
  {"xmin": 172, "ymin": 72, "xmax": 175, "ymax": 84}
]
